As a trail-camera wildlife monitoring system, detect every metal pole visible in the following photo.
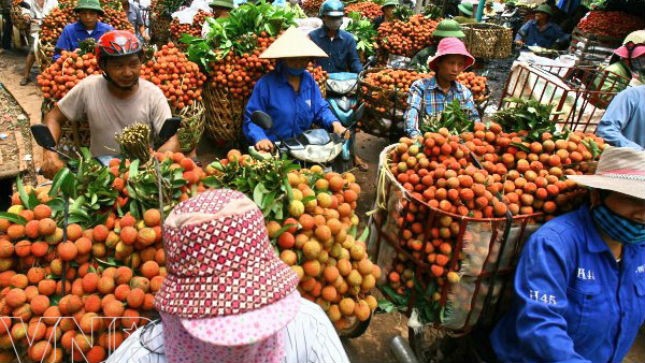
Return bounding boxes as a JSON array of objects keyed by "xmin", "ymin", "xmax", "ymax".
[{"xmin": 475, "ymin": 0, "xmax": 485, "ymax": 22}]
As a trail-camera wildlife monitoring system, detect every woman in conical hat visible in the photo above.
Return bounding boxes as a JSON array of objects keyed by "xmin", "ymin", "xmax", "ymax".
[{"xmin": 242, "ymin": 27, "xmax": 347, "ymax": 153}]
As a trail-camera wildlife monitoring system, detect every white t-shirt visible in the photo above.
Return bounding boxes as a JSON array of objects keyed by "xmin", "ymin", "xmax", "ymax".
[
  {"xmin": 105, "ymin": 298, "xmax": 350, "ymax": 363},
  {"xmin": 57, "ymin": 75, "xmax": 172, "ymax": 156},
  {"xmin": 21, "ymin": 0, "xmax": 58, "ymax": 34}
]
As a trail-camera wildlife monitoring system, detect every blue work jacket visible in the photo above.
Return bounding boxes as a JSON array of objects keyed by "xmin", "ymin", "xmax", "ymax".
[
  {"xmin": 243, "ymin": 64, "xmax": 338, "ymax": 145},
  {"xmin": 596, "ymin": 86, "xmax": 645, "ymax": 150},
  {"xmin": 54, "ymin": 21, "xmax": 113, "ymax": 60},
  {"xmin": 515, "ymin": 19, "xmax": 567, "ymax": 48},
  {"xmin": 309, "ymin": 27, "xmax": 362, "ymax": 74},
  {"xmin": 490, "ymin": 205, "xmax": 645, "ymax": 362}
]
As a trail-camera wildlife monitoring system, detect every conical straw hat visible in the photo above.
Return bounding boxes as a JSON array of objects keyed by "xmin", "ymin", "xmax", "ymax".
[{"xmin": 260, "ymin": 27, "xmax": 328, "ymax": 59}]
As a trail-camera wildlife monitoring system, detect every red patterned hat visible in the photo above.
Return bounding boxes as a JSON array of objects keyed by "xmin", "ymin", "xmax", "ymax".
[{"xmin": 154, "ymin": 189, "xmax": 301, "ymax": 346}]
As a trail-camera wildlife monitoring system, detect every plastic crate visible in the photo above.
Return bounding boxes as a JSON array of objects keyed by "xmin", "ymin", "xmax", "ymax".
[{"xmin": 498, "ymin": 63, "xmax": 623, "ymax": 132}]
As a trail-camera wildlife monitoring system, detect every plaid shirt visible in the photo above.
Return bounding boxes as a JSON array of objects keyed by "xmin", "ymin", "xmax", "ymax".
[{"xmin": 403, "ymin": 77, "xmax": 480, "ymax": 137}]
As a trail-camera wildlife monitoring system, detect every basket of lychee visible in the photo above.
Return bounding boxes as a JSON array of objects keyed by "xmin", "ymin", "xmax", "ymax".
[
  {"xmin": 357, "ymin": 68, "xmax": 489, "ymax": 136},
  {"xmin": 370, "ymin": 123, "xmax": 605, "ymax": 332}
]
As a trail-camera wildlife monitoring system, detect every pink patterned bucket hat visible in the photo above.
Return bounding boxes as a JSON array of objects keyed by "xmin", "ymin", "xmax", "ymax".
[
  {"xmin": 154, "ymin": 189, "xmax": 301, "ymax": 346},
  {"xmin": 427, "ymin": 37, "xmax": 475, "ymax": 71}
]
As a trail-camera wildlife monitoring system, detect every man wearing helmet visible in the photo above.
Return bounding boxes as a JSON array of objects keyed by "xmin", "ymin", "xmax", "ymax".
[
  {"xmin": 309, "ymin": 0, "xmax": 362, "ymax": 74},
  {"xmin": 41, "ymin": 30, "xmax": 178, "ymax": 179},
  {"xmin": 53, "ymin": 0, "xmax": 113, "ymax": 60}
]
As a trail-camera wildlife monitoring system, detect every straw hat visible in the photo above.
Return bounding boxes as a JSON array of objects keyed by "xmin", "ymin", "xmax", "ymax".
[
  {"xmin": 427, "ymin": 37, "xmax": 475, "ymax": 71},
  {"xmin": 260, "ymin": 27, "xmax": 328, "ymax": 59},
  {"xmin": 154, "ymin": 189, "xmax": 301, "ymax": 346},
  {"xmin": 567, "ymin": 146, "xmax": 645, "ymax": 200}
]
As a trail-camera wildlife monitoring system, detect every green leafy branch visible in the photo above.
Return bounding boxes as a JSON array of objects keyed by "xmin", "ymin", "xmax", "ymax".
[
  {"xmin": 420, "ymin": 99, "xmax": 474, "ymax": 135},
  {"xmin": 346, "ymin": 12, "xmax": 378, "ymax": 58},
  {"xmin": 494, "ymin": 97, "xmax": 567, "ymax": 142},
  {"xmin": 202, "ymin": 157, "xmax": 300, "ymax": 222}
]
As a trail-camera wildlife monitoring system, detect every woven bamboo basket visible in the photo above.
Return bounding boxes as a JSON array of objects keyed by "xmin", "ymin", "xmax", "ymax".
[
  {"xmin": 38, "ymin": 40, "xmax": 54, "ymax": 70},
  {"xmin": 174, "ymin": 101, "xmax": 205, "ymax": 153},
  {"xmin": 202, "ymin": 84, "xmax": 247, "ymax": 143},
  {"xmin": 150, "ymin": 13, "xmax": 172, "ymax": 47},
  {"xmin": 42, "ymin": 100, "xmax": 91, "ymax": 151},
  {"xmin": 11, "ymin": 5, "xmax": 29, "ymax": 31},
  {"xmin": 0, "ymin": 83, "xmax": 32, "ymax": 179},
  {"xmin": 461, "ymin": 23, "xmax": 513, "ymax": 59}
]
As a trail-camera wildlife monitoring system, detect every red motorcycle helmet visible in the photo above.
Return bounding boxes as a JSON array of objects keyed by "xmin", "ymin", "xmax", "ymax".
[{"xmin": 95, "ymin": 30, "xmax": 142, "ymax": 69}]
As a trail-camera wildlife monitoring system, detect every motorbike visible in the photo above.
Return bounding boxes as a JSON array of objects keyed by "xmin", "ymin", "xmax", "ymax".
[
  {"xmin": 247, "ymin": 110, "xmax": 363, "ymax": 172},
  {"xmin": 325, "ymin": 57, "xmax": 375, "ymax": 165},
  {"xmin": 31, "ymin": 117, "xmax": 181, "ymax": 168},
  {"xmin": 29, "ymin": 118, "xmax": 180, "ymax": 291}
]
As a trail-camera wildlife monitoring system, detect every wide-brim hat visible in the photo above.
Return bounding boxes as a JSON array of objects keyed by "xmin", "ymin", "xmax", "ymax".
[
  {"xmin": 210, "ymin": 0, "xmax": 234, "ymax": 9},
  {"xmin": 458, "ymin": 2, "xmax": 473, "ymax": 16},
  {"xmin": 433, "ymin": 19, "xmax": 466, "ymax": 39},
  {"xmin": 534, "ymin": 4, "xmax": 553, "ymax": 16},
  {"xmin": 614, "ymin": 30, "xmax": 645, "ymax": 59},
  {"xmin": 427, "ymin": 37, "xmax": 475, "ymax": 71},
  {"xmin": 260, "ymin": 27, "xmax": 328, "ymax": 59},
  {"xmin": 74, "ymin": 0, "xmax": 104, "ymax": 15},
  {"xmin": 567, "ymin": 146, "xmax": 645, "ymax": 200},
  {"xmin": 154, "ymin": 189, "xmax": 301, "ymax": 346}
]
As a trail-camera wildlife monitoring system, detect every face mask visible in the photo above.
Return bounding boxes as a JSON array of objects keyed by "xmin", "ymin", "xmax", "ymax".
[
  {"xmin": 324, "ymin": 18, "xmax": 343, "ymax": 31},
  {"xmin": 284, "ymin": 64, "xmax": 305, "ymax": 76},
  {"xmin": 591, "ymin": 204, "xmax": 645, "ymax": 245},
  {"xmin": 630, "ymin": 56, "xmax": 644, "ymax": 74}
]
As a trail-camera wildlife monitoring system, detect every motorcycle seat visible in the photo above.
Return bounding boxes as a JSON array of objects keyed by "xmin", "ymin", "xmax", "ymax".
[{"xmin": 299, "ymin": 129, "xmax": 332, "ymax": 145}]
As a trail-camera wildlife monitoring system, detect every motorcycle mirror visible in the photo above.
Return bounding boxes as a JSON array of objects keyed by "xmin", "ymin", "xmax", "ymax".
[
  {"xmin": 155, "ymin": 117, "xmax": 181, "ymax": 149},
  {"xmin": 30, "ymin": 124, "xmax": 57, "ymax": 151},
  {"xmin": 251, "ymin": 111, "xmax": 273, "ymax": 130},
  {"xmin": 354, "ymin": 103, "xmax": 366, "ymax": 121}
]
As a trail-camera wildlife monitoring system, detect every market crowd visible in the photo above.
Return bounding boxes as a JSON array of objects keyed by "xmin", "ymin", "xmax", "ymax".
[{"xmin": 0, "ymin": 0, "xmax": 644, "ymax": 361}]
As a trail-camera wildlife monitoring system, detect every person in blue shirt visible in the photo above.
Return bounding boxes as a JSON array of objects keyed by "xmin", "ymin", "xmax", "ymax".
[
  {"xmin": 120, "ymin": 0, "xmax": 148, "ymax": 42},
  {"xmin": 308, "ymin": 0, "xmax": 362, "ymax": 74},
  {"xmin": 53, "ymin": 0, "xmax": 113, "ymax": 60},
  {"xmin": 596, "ymin": 86, "xmax": 645, "ymax": 150},
  {"xmin": 243, "ymin": 27, "xmax": 346, "ymax": 152},
  {"xmin": 490, "ymin": 146, "xmax": 645, "ymax": 363},
  {"xmin": 514, "ymin": 4, "xmax": 568, "ymax": 49}
]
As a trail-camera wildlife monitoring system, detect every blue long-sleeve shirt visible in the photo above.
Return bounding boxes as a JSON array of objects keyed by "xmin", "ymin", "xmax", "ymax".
[
  {"xmin": 243, "ymin": 64, "xmax": 338, "ymax": 145},
  {"xmin": 54, "ymin": 21, "xmax": 113, "ymax": 60},
  {"xmin": 309, "ymin": 28, "xmax": 362, "ymax": 74},
  {"xmin": 490, "ymin": 205, "xmax": 645, "ymax": 363},
  {"xmin": 596, "ymin": 86, "xmax": 645, "ymax": 150},
  {"xmin": 515, "ymin": 19, "xmax": 567, "ymax": 48}
]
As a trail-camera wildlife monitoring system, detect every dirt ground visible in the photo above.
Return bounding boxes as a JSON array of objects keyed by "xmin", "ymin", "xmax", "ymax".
[{"xmin": 1, "ymin": 47, "xmax": 644, "ymax": 363}]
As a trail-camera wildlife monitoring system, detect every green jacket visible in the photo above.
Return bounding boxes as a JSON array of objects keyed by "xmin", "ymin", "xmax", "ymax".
[
  {"xmin": 594, "ymin": 61, "xmax": 631, "ymax": 94},
  {"xmin": 408, "ymin": 45, "xmax": 437, "ymax": 71}
]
